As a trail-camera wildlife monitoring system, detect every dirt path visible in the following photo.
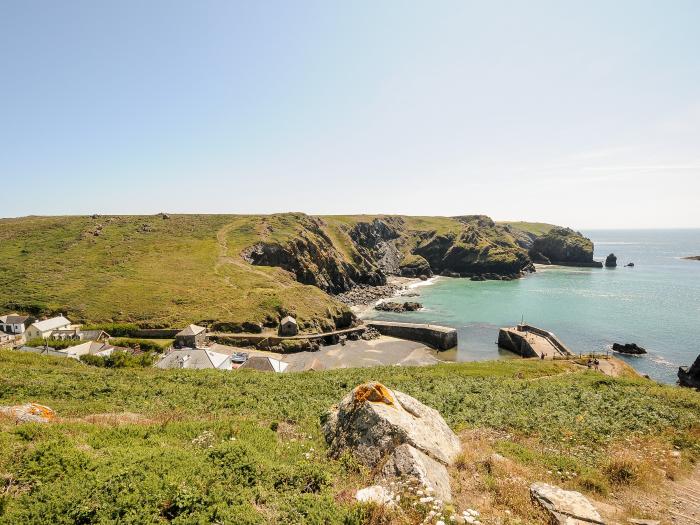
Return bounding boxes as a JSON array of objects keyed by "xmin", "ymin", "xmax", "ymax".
[
  {"xmin": 214, "ymin": 221, "xmax": 271, "ymax": 280},
  {"xmin": 612, "ymin": 464, "xmax": 700, "ymax": 524}
]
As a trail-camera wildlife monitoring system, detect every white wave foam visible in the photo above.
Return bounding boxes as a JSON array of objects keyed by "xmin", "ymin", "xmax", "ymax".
[{"xmin": 407, "ymin": 276, "xmax": 440, "ymax": 289}]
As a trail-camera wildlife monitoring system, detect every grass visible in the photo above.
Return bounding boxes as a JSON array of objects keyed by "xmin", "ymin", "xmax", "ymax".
[
  {"xmin": 0, "ymin": 214, "xmax": 347, "ymax": 330},
  {"xmin": 498, "ymin": 221, "xmax": 556, "ymax": 237},
  {"xmin": 0, "ymin": 351, "xmax": 698, "ymax": 524}
]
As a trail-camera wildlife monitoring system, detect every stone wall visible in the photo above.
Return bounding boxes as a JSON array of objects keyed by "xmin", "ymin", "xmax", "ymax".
[
  {"xmin": 497, "ymin": 328, "xmax": 538, "ymax": 357},
  {"xmin": 366, "ymin": 321, "xmax": 457, "ymax": 351},
  {"xmin": 132, "ymin": 328, "xmax": 180, "ymax": 338}
]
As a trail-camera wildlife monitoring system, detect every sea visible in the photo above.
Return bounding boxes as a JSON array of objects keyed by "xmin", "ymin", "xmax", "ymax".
[{"xmin": 365, "ymin": 229, "xmax": 700, "ymax": 384}]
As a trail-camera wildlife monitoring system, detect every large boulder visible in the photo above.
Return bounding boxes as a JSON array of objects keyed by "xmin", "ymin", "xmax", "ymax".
[
  {"xmin": 678, "ymin": 354, "xmax": 700, "ymax": 389},
  {"xmin": 605, "ymin": 253, "xmax": 617, "ymax": 268},
  {"xmin": 530, "ymin": 482, "xmax": 604, "ymax": 525},
  {"xmin": 323, "ymin": 382, "xmax": 461, "ymax": 501},
  {"xmin": 0, "ymin": 403, "xmax": 55, "ymax": 423},
  {"xmin": 612, "ymin": 343, "xmax": 647, "ymax": 355}
]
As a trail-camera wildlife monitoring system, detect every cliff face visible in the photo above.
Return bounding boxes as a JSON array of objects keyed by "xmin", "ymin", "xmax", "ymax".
[
  {"xmin": 243, "ymin": 214, "xmax": 540, "ymax": 293},
  {"xmin": 413, "ymin": 216, "xmax": 533, "ymax": 277},
  {"xmin": 529, "ymin": 227, "xmax": 599, "ymax": 266},
  {"xmin": 242, "ymin": 216, "xmax": 385, "ymax": 294}
]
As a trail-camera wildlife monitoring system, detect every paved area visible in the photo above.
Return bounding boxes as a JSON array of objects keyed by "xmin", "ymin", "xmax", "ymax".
[{"xmin": 209, "ymin": 336, "xmax": 439, "ymax": 372}]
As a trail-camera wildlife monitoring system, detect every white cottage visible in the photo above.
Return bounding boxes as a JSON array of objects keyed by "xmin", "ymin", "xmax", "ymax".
[
  {"xmin": 0, "ymin": 314, "xmax": 32, "ymax": 335},
  {"xmin": 25, "ymin": 315, "xmax": 72, "ymax": 340}
]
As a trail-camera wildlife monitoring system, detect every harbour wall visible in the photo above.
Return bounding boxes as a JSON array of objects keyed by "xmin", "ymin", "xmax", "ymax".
[{"xmin": 366, "ymin": 321, "xmax": 458, "ymax": 351}]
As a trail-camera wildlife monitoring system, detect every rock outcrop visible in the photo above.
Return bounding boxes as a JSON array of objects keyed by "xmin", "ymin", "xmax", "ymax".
[
  {"xmin": 374, "ymin": 301, "xmax": 422, "ymax": 313},
  {"xmin": 0, "ymin": 403, "xmax": 55, "ymax": 423},
  {"xmin": 530, "ymin": 228, "xmax": 601, "ymax": 268},
  {"xmin": 323, "ymin": 382, "xmax": 461, "ymax": 501},
  {"xmin": 682, "ymin": 256, "xmax": 700, "ymax": 261},
  {"xmin": 678, "ymin": 354, "xmax": 700, "ymax": 389},
  {"xmin": 530, "ymin": 482, "xmax": 604, "ymax": 525},
  {"xmin": 413, "ymin": 217, "xmax": 534, "ymax": 278},
  {"xmin": 612, "ymin": 343, "xmax": 647, "ymax": 355},
  {"xmin": 242, "ymin": 216, "xmax": 385, "ymax": 294},
  {"xmin": 605, "ymin": 253, "xmax": 617, "ymax": 268}
]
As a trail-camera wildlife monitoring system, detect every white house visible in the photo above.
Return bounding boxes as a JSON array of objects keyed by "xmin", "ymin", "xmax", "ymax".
[
  {"xmin": 0, "ymin": 314, "xmax": 32, "ymax": 335},
  {"xmin": 25, "ymin": 315, "xmax": 72, "ymax": 340},
  {"xmin": 155, "ymin": 349, "xmax": 232, "ymax": 370}
]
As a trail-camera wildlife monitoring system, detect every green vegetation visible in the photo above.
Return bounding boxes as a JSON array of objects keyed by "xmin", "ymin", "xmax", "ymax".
[
  {"xmin": 499, "ymin": 221, "xmax": 556, "ymax": 237},
  {"xmin": 0, "ymin": 215, "xmax": 348, "ymax": 330},
  {"xmin": 79, "ymin": 350, "xmax": 157, "ymax": 369},
  {"xmin": 110, "ymin": 338, "xmax": 174, "ymax": 353},
  {"xmin": 0, "ymin": 351, "xmax": 698, "ymax": 524},
  {"xmin": 24, "ymin": 338, "xmax": 85, "ymax": 350}
]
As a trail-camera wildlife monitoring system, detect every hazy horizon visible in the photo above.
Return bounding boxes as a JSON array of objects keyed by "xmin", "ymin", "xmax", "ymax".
[{"xmin": 2, "ymin": 1, "xmax": 699, "ymax": 228}]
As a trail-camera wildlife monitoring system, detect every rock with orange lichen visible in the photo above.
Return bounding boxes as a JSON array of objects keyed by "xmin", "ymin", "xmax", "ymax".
[
  {"xmin": 322, "ymin": 382, "xmax": 460, "ymax": 500},
  {"xmin": 0, "ymin": 403, "xmax": 56, "ymax": 423}
]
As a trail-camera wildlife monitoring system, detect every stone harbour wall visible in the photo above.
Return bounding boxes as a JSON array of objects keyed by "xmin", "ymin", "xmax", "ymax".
[{"xmin": 366, "ymin": 321, "xmax": 457, "ymax": 351}]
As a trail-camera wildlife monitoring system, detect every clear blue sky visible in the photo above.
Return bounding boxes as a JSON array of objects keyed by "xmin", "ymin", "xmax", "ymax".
[{"xmin": 1, "ymin": 1, "xmax": 699, "ymax": 228}]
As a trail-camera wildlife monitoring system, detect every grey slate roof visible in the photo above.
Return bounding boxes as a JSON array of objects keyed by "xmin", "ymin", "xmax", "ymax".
[
  {"xmin": 176, "ymin": 324, "xmax": 206, "ymax": 337},
  {"xmin": 0, "ymin": 314, "xmax": 30, "ymax": 325},
  {"xmin": 280, "ymin": 316, "xmax": 297, "ymax": 325}
]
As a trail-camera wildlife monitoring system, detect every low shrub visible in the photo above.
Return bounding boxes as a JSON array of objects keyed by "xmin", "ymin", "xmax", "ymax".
[
  {"xmin": 109, "ymin": 338, "xmax": 172, "ymax": 353},
  {"xmin": 80, "ymin": 350, "xmax": 156, "ymax": 368},
  {"xmin": 25, "ymin": 338, "xmax": 83, "ymax": 350}
]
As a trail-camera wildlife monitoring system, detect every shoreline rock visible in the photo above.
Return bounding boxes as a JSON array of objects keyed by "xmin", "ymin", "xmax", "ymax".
[
  {"xmin": 605, "ymin": 253, "xmax": 617, "ymax": 268},
  {"xmin": 612, "ymin": 343, "xmax": 647, "ymax": 355},
  {"xmin": 374, "ymin": 301, "xmax": 422, "ymax": 313},
  {"xmin": 678, "ymin": 354, "xmax": 700, "ymax": 389},
  {"xmin": 682, "ymin": 255, "xmax": 700, "ymax": 261}
]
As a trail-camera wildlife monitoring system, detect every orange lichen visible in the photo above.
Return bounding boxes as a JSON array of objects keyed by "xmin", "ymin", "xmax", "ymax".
[
  {"xmin": 353, "ymin": 382, "xmax": 395, "ymax": 407},
  {"xmin": 27, "ymin": 403, "xmax": 56, "ymax": 420}
]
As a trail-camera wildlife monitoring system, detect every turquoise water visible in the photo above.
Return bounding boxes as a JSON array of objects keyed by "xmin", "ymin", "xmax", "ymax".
[{"xmin": 367, "ymin": 229, "xmax": 700, "ymax": 384}]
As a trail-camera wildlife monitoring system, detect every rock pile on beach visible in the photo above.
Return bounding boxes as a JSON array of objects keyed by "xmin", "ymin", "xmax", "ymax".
[
  {"xmin": 360, "ymin": 327, "xmax": 380, "ymax": 340},
  {"xmin": 335, "ymin": 283, "xmax": 403, "ymax": 306},
  {"xmin": 374, "ymin": 301, "xmax": 422, "ymax": 313}
]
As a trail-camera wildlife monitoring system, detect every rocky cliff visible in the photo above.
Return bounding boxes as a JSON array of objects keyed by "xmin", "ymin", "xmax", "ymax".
[
  {"xmin": 242, "ymin": 216, "xmax": 386, "ymax": 294},
  {"xmin": 242, "ymin": 214, "xmax": 573, "ymax": 295},
  {"xmin": 528, "ymin": 227, "xmax": 600, "ymax": 267}
]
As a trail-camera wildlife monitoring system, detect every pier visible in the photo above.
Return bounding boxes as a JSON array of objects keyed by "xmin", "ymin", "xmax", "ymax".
[{"xmin": 498, "ymin": 324, "xmax": 574, "ymax": 358}]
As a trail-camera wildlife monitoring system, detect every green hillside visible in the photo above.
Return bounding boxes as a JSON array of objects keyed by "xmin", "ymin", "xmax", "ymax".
[
  {"xmin": 0, "ymin": 351, "xmax": 698, "ymax": 524},
  {"xmin": 0, "ymin": 214, "xmax": 573, "ymax": 330}
]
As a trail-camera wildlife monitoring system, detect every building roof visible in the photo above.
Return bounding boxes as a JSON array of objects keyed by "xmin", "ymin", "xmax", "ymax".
[
  {"xmin": 0, "ymin": 314, "xmax": 30, "ymax": 325},
  {"xmin": 176, "ymin": 324, "xmax": 206, "ymax": 337},
  {"xmin": 155, "ymin": 349, "xmax": 230, "ymax": 370},
  {"xmin": 59, "ymin": 341, "xmax": 111, "ymax": 358},
  {"xmin": 16, "ymin": 346, "xmax": 70, "ymax": 358},
  {"xmin": 31, "ymin": 315, "xmax": 71, "ymax": 332},
  {"xmin": 239, "ymin": 355, "xmax": 288, "ymax": 373},
  {"xmin": 79, "ymin": 329, "xmax": 110, "ymax": 341},
  {"xmin": 280, "ymin": 316, "xmax": 297, "ymax": 325}
]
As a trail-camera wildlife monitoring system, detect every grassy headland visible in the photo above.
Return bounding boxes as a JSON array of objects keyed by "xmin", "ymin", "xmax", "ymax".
[{"xmin": 1, "ymin": 214, "xmax": 582, "ymax": 331}]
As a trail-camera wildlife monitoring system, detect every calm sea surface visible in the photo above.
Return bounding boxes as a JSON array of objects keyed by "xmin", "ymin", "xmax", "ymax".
[{"xmin": 365, "ymin": 229, "xmax": 700, "ymax": 384}]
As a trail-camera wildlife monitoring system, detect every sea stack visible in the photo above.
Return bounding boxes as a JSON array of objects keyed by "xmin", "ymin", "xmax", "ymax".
[{"xmin": 605, "ymin": 253, "xmax": 617, "ymax": 268}]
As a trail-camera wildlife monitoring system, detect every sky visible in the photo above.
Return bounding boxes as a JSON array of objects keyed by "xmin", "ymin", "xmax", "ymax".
[{"xmin": 1, "ymin": 1, "xmax": 699, "ymax": 228}]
